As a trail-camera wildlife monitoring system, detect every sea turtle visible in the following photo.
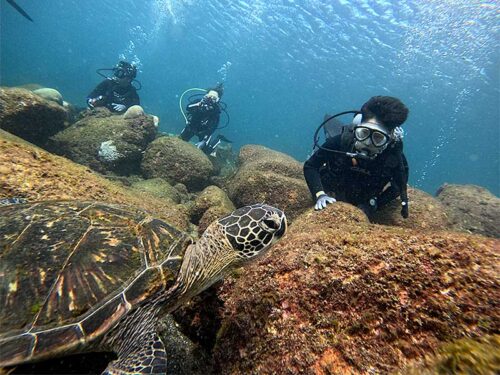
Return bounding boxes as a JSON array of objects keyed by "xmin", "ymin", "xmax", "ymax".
[{"xmin": 0, "ymin": 200, "xmax": 287, "ymax": 374}]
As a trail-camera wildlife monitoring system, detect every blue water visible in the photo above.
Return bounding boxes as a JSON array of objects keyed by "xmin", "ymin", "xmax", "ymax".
[{"xmin": 1, "ymin": 0, "xmax": 499, "ymax": 195}]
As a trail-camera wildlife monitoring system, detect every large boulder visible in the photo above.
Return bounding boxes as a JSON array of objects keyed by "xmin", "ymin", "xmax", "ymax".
[
  {"xmin": 0, "ymin": 130, "xmax": 189, "ymax": 231},
  {"xmin": 191, "ymin": 185, "xmax": 235, "ymax": 223},
  {"xmin": 227, "ymin": 145, "xmax": 310, "ymax": 221},
  {"xmin": 190, "ymin": 186, "xmax": 235, "ymax": 235},
  {"xmin": 436, "ymin": 184, "xmax": 500, "ymax": 238},
  {"xmin": 372, "ymin": 187, "xmax": 451, "ymax": 231},
  {"xmin": 0, "ymin": 87, "xmax": 68, "ymax": 146},
  {"xmin": 49, "ymin": 108, "xmax": 157, "ymax": 175},
  {"xmin": 32, "ymin": 88, "xmax": 64, "ymax": 105},
  {"xmin": 141, "ymin": 136, "xmax": 216, "ymax": 192},
  {"xmin": 212, "ymin": 203, "xmax": 499, "ymax": 374},
  {"xmin": 131, "ymin": 178, "xmax": 183, "ymax": 204}
]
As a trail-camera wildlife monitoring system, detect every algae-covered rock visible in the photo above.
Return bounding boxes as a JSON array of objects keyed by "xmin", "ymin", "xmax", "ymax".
[
  {"xmin": 49, "ymin": 110, "xmax": 157, "ymax": 175},
  {"xmin": 228, "ymin": 168, "xmax": 310, "ymax": 222},
  {"xmin": 372, "ymin": 187, "xmax": 451, "ymax": 231},
  {"xmin": 213, "ymin": 206, "xmax": 499, "ymax": 374},
  {"xmin": 191, "ymin": 185, "xmax": 235, "ymax": 224},
  {"xmin": 0, "ymin": 87, "xmax": 68, "ymax": 146},
  {"xmin": 131, "ymin": 178, "xmax": 182, "ymax": 204},
  {"xmin": 32, "ymin": 88, "xmax": 63, "ymax": 105},
  {"xmin": 436, "ymin": 183, "xmax": 500, "ymax": 238},
  {"xmin": 227, "ymin": 145, "xmax": 310, "ymax": 221},
  {"xmin": 141, "ymin": 136, "xmax": 216, "ymax": 192},
  {"xmin": 159, "ymin": 315, "xmax": 213, "ymax": 375},
  {"xmin": 0, "ymin": 130, "xmax": 189, "ymax": 231},
  {"xmin": 402, "ymin": 335, "xmax": 500, "ymax": 375},
  {"xmin": 238, "ymin": 144, "xmax": 304, "ymax": 179}
]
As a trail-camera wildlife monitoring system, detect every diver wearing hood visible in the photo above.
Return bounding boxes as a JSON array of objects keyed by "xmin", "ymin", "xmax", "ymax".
[
  {"xmin": 303, "ymin": 96, "xmax": 410, "ymax": 219},
  {"xmin": 180, "ymin": 83, "xmax": 226, "ymax": 155},
  {"xmin": 86, "ymin": 61, "xmax": 140, "ymax": 113}
]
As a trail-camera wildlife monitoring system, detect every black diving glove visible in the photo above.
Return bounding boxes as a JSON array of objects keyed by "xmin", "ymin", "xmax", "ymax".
[{"xmin": 401, "ymin": 201, "xmax": 409, "ymax": 218}]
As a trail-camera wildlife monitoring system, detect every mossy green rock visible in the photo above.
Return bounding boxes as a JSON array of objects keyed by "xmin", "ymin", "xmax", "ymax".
[
  {"xmin": 191, "ymin": 185, "xmax": 235, "ymax": 224},
  {"xmin": 0, "ymin": 87, "xmax": 68, "ymax": 146},
  {"xmin": 131, "ymin": 178, "xmax": 182, "ymax": 204},
  {"xmin": 49, "ymin": 110, "xmax": 157, "ymax": 175},
  {"xmin": 436, "ymin": 183, "xmax": 500, "ymax": 238},
  {"xmin": 228, "ymin": 145, "xmax": 310, "ymax": 221},
  {"xmin": 371, "ymin": 187, "xmax": 451, "ymax": 231},
  {"xmin": 141, "ymin": 136, "xmax": 216, "ymax": 192},
  {"xmin": 32, "ymin": 88, "xmax": 63, "ymax": 105}
]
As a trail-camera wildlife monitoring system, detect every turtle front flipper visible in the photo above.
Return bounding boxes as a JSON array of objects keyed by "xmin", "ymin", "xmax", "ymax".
[{"xmin": 102, "ymin": 330, "xmax": 167, "ymax": 375}]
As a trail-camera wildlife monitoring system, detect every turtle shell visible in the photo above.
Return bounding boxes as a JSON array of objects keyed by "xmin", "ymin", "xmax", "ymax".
[{"xmin": 0, "ymin": 201, "xmax": 191, "ymax": 366}]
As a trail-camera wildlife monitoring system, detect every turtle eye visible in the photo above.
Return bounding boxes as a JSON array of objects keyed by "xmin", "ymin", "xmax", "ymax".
[{"xmin": 260, "ymin": 218, "xmax": 279, "ymax": 233}]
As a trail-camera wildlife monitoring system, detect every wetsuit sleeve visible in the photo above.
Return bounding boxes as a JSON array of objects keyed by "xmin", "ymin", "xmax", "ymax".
[
  {"xmin": 303, "ymin": 138, "xmax": 337, "ymax": 200},
  {"xmin": 379, "ymin": 151, "xmax": 408, "ymax": 206},
  {"xmin": 87, "ymin": 80, "xmax": 110, "ymax": 100}
]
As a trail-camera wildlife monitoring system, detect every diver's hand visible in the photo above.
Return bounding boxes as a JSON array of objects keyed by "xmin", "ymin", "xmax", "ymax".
[
  {"xmin": 87, "ymin": 98, "xmax": 97, "ymax": 108},
  {"xmin": 401, "ymin": 201, "xmax": 409, "ymax": 218},
  {"xmin": 315, "ymin": 194, "xmax": 336, "ymax": 211},
  {"xmin": 112, "ymin": 103, "xmax": 126, "ymax": 112}
]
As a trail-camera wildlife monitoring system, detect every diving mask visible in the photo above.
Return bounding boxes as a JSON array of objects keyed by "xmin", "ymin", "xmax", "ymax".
[
  {"xmin": 354, "ymin": 121, "xmax": 391, "ymax": 157},
  {"xmin": 205, "ymin": 90, "xmax": 220, "ymax": 103}
]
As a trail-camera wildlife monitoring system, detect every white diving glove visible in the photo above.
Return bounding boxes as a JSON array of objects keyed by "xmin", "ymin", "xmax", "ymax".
[
  {"xmin": 112, "ymin": 103, "xmax": 126, "ymax": 112},
  {"xmin": 314, "ymin": 192, "xmax": 336, "ymax": 211}
]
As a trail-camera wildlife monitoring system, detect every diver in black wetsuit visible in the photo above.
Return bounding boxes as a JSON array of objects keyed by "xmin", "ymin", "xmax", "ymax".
[
  {"xmin": 87, "ymin": 61, "xmax": 140, "ymax": 113},
  {"xmin": 180, "ymin": 83, "xmax": 227, "ymax": 156},
  {"xmin": 304, "ymin": 96, "xmax": 410, "ymax": 219}
]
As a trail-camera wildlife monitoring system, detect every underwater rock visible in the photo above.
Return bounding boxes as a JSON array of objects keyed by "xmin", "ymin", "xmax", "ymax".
[
  {"xmin": 213, "ymin": 202, "xmax": 499, "ymax": 374},
  {"xmin": 228, "ymin": 167, "xmax": 310, "ymax": 222},
  {"xmin": 227, "ymin": 145, "xmax": 310, "ymax": 221},
  {"xmin": 141, "ymin": 136, "xmax": 216, "ymax": 192},
  {"xmin": 0, "ymin": 129, "xmax": 189, "ymax": 230},
  {"xmin": 436, "ymin": 183, "xmax": 500, "ymax": 238},
  {"xmin": 238, "ymin": 144, "xmax": 304, "ymax": 179},
  {"xmin": 159, "ymin": 315, "xmax": 213, "ymax": 375},
  {"xmin": 131, "ymin": 178, "xmax": 182, "ymax": 204},
  {"xmin": 123, "ymin": 104, "xmax": 145, "ymax": 119},
  {"xmin": 32, "ymin": 87, "xmax": 64, "ymax": 105},
  {"xmin": 371, "ymin": 187, "xmax": 451, "ymax": 231},
  {"xmin": 402, "ymin": 334, "xmax": 500, "ymax": 375},
  {"xmin": 0, "ymin": 87, "xmax": 68, "ymax": 146},
  {"xmin": 49, "ymin": 109, "xmax": 157, "ymax": 175},
  {"xmin": 191, "ymin": 185, "xmax": 235, "ymax": 225}
]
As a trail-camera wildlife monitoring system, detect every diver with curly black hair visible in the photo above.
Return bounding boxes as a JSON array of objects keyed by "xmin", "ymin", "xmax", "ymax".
[
  {"xmin": 304, "ymin": 96, "xmax": 410, "ymax": 219},
  {"xmin": 86, "ymin": 61, "xmax": 140, "ymax": 113}
]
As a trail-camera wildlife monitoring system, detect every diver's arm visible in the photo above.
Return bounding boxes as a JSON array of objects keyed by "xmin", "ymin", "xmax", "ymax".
[
  {"xmin": 303, "ymin": 144, "xmax": 331, "ymax": 200},
  {"xmin": 87, "ymin": 80, "xmax": 110, "ymax": 101},
  {"xmin": 391, "ymin": 152, "xmax": 409, "ymax": 217}
]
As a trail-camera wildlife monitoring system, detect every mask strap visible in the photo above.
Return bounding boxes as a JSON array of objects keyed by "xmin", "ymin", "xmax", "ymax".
[{"xmin": 352, "ymin": 113, "xmax": 362, "ymax": 126}]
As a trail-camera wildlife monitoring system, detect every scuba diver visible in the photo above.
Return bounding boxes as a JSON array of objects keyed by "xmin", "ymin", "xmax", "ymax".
[
  {"xmin": 304, "ymin": 96, "xmax": 410, "ymax": 219},
  {"xmin": 179, "ymin": 83, "xmax": 230, "ymax": 156},
  {"xmin": 86, "ymin": 61, "xmax": 140, "ymax": 113}
]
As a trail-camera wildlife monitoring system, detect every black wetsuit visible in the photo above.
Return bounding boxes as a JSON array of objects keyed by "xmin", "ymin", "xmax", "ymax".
[
  {"xmin": 180, "ymin": 99, "xmax": 221, "ymax": 142},
  {"xmin": 87, "ymin": 79, "xmax": 140, "ymax": 112},
  {"xmin": 303, "ymin": 131, "xmax": 408, "ymax": 216}
]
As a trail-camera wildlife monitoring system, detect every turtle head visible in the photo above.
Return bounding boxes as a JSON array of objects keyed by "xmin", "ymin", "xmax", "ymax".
[
  {"xmin": 217, "ymin": 204, "xmax": 287, "ymax": 264},
  {"xmin": 176, "ymin": 204, "xmax": 286, "ymax": 299}
]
